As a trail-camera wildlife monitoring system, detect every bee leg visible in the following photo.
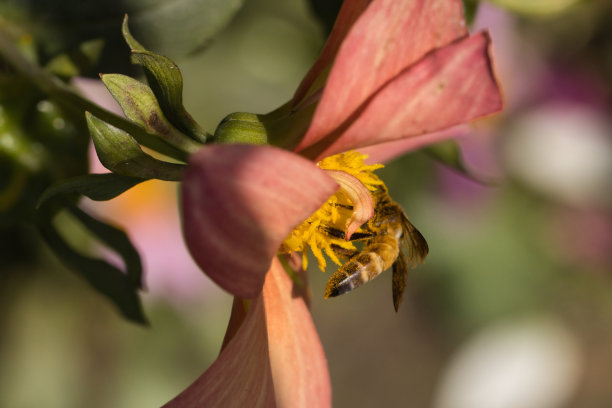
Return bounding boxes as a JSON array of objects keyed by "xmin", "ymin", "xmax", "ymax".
[
  {"xmin": 321, "ymin": 226, "xmax": 347, "ymax": 239},
  {"xmin": 348, "ymin": 231, "xmax": 376, "ymax": 241},
  {"xmin": 330, "ymin": 244, "xmax": 359, "ymax": 260},
  {"xmin": 392, "ymin": 251, "xmax": 408, "ymax": 312},
  {"xmin": 321, "ymin": 226, "xmax": 375, "ymax": 242}
]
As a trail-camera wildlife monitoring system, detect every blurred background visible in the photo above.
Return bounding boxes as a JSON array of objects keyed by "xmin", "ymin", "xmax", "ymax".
[{"xmin": 1, "ymin": 0, "xmax": 612, "ymax": 407}]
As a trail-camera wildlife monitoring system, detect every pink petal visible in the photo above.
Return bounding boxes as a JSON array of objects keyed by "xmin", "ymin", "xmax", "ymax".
[
  {"xmin": 265, "ymin": 258, "xmax": 331, "ymax": 407},
  {"xmin": 181, "ymin": 145, "xmax": 338, "ymax": 298},
  {"xmin": 163, "ymin": 258, "xmax": 331, "ymax": 408},
  {"xmin": 296, "ymin": 0, "xmax": 467, "ymax": 151},
  {"xmin": 163, "ymin": 286, "xmax": 275, "ymax": 407},
  {"xmin": 359, "ymin": 125, "xmax": 471, "ymax": 164},
  {"xmin": 293, "ymin": 0, "xmax": 370, "ymax": 105},
  {"xmin": 301, "ymin": 32, "xmax": 504, "ymax": 160}
]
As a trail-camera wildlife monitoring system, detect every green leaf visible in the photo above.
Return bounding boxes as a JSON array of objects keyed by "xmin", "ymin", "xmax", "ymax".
[
  {"xmin": 37, "ymin": 213, "xmax": 147, "ymax": 324},
  {"xmin": 87, "ymin": 112, "xmax": 186, "ymax": 180},
  {"xmin": 121, "ymin": 0, "xmax": 246, "ymax": 58},
  {"xmin": 66, "ymin": 205, "xmax": 143, "ymax": 289},
  {"xmin": 423, "ymin": 140, "xmax": 496, "ymax": 185},
  {"xmin": 100, "ymin": 74, "xmax": 201, "ymax": 154},
  {"xmin": 424, "ymin": 140, "xmax": 465, "ymax": 170},
  {"xmin": 38, "ymin": 173, "xmax": 145, "ymax": 207},
  {"xmin": 2, "ymin": 0, "xmax": 246, "ymax": 61}
]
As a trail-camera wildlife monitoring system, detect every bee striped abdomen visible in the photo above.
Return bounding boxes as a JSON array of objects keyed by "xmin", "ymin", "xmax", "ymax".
[{"xmin": 324, "ymin": 237, "xmax": 398, "ymax": 298}]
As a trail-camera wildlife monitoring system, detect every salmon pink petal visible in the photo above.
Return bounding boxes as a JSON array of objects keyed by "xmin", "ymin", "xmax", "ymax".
[
  {"xmin": 302, "ymin": 32, "xmax": 503, "ymax": 160},
  {"xmin": 163, "ymin": 259, "xmax": 331, "ymax": 408},
  {"xmin": 181, "ymin": 145, "xmax": 338, "ymax": 298},
  {"xmin": 162, "ymin": 287, "xmax": 275, "ymax": 407},
  {"xmin": 293, "ymin": 0, "xmax": 370, "ymax": 104},
  {"xmin": 265, "ymin": 258, "xmax": 331, "ymax": 407},
  {"xmin": 359, "ymin": 125, "xmax": 471, "ymax": 164},
  {"xmin": 296, "ymin": 0, "xmax": 467, "ymax": 151}
]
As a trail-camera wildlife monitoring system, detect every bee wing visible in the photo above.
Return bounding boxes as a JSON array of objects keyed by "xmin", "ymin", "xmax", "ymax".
[
  {"xmin": 392, "ymin": 215, "xmax": 428, "ymax": 312},
  {"xmin": 392, "ymin": 251, "xmax": 408, "ymax": 312},
  {"xmin": 400, "ymin": 215, "xmax": 429, "ymax": 266}
]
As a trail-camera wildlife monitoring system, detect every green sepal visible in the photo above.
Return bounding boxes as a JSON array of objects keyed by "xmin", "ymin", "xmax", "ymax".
[
  {"xmin": 423, "ymin": 139, "xmax": 495, "ymax": 184},
  {"xmin": 131, "ymin": 50, "xmax": 208, "ymax": 143},
  {"xmin": 262, "ymin": 99, "xmax": 317, "ymax": 150},
  {"xmin": 122, "ymin": 16, "xmax": 208, "ymax": 144},
  {"xmin": 121, "ymin": 15, "xmax": 146, "ymax": 52},
  {"xmin": 36, "ymin": 209, "xmax": 147, "ymax": 325},
  {"xmin": 87, "ymin": 111, "xmax": 186, "ymax": 181},
  {"xmin": 100, "ymin": 74, "xmax": 201, "ymax": 154},
  {"xmin": 38, "ymin": 173, "xmax": 145, "ymax": 207}
]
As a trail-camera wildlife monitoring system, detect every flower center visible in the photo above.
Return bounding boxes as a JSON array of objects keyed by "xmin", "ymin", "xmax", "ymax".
[{"xmin": 280, "ymin": 151, "xmax": 385, "ymax": 270}]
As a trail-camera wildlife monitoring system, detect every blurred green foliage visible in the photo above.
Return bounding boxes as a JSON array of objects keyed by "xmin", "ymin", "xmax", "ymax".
[
  {"xmin": 0, "ymin": 37, "xmax": 89, "ymax": 225},
  {"xmin": 0, "ymin": 0, "xmax": 245, "ymax": 73}
]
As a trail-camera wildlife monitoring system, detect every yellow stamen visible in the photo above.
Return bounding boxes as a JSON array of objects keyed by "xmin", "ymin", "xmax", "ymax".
[{"xmin": 279, "ymin": 151, "xmax": 386, "ymax": 271}]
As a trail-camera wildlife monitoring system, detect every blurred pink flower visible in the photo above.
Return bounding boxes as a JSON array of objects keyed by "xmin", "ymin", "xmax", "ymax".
[{"xmin": 175, "ymin": 0, "xmax": 503, "ymax": 406}]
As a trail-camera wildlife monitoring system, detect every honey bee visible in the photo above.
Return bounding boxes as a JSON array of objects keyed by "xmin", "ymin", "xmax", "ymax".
[{"xmin": 323, "ymin": 187, "xmax": 429, "ymax": 311}]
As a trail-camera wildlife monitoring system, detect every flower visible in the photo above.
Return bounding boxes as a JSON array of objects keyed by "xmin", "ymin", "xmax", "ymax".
[{"xmin": 175, "ymin": 0, "xmax": 503, "ymax": 406}]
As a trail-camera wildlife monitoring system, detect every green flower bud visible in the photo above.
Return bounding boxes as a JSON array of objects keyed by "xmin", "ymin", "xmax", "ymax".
[{"xmin": 214, "ymin": 112, "xmax": 268, "ymax": 145}]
